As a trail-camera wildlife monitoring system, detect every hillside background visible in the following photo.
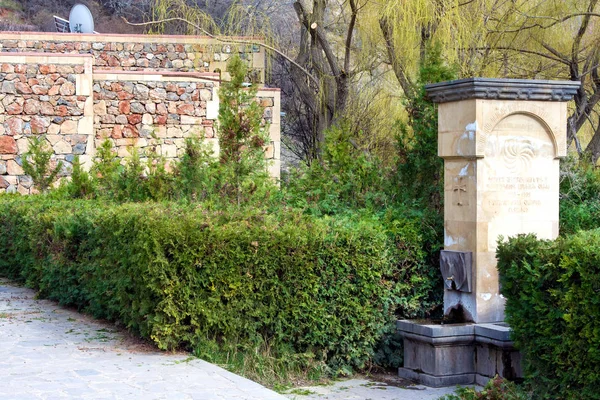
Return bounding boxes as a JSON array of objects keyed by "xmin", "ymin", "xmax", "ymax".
[{"xmin": 0, "ymin": 0, "xmax": 156, "ymax": 33}]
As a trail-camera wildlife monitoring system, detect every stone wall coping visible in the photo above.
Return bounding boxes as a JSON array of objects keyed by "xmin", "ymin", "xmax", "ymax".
[
  {"xmin": 0, "ymin": 51, "xmax": 93, "ymax": 59},
  {"xmin": 0, "ymin": 31, "xmax": 265, "ymax": 44},
  {"xmin": 93, "ymin": 71, "xmax": 281, "ymax": 93},
  {"xmin": 425, "ymin": 78, "xmax": 581, "ymax": 103},
  {"xmin": 0, "ymin": 52, "xmax": 93, "ymax": 67},
  {"xmin": 397, "ymin": 319, "xmax": 475, "ymax": 338},
  {"xmin": 398, "ymin": 320, "xmax": 515, "ymax": 342},
  {"xmin": 94, "ymin": 70, "xmax": 220, "ymax": 77},
  {"xmin": 257, "ymin": 88, "xmax": 281, "ymax": 92},
  {"xmin": 474, "ymin": 323, "xmax": 512, "ymax": 342},
  {"xmin": 402, "ymin": 331, "xmax": 476, "ymax": 346},
  {"xmin": 94, "ymin": 70, "xmax": 221, "ymax": 82},
  {"xmin": 476, "ymin": 335, "xmax": 517, "ymax": 350}
]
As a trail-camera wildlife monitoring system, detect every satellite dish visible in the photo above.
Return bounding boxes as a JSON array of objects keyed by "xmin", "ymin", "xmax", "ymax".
[{"xmin": 69, "ymin": 4, "xmax": 95, "ymax": 34}]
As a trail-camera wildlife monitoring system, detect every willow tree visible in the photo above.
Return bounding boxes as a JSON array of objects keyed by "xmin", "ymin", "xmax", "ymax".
[
  {"xmin": 376, "ymin": 0, "xmax": 488, "ymax": 98},
  {"xmin": 479, "ymin": 0, "xmax": 600, "ymax": 162},
  {"xmin": 139, "ymin": 0, "xmax": 600, "ymax": 163},
  {"xmin": 284, "ymin": 0, "xmax": 497, "ymax": 162},
  {"xmin": 287, "ymin": 0, "xmax": 363, "ymax": 161},
  {"xmin": 138, "ymin": 0, "xmax": 490, "ymax": 162},
  {"xmin": 376, "ymin": 0, "xmax": 600, "ymax": 162}
]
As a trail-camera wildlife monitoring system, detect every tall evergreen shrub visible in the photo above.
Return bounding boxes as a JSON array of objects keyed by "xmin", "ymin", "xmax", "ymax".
[
  {"xmin": 498, "ymin": 233, "xmax": 600, "ymax": 399},
  {"xmin": 218, "ymin": 55, "xmax": 272, "ymax": 205},
  {"xmin": 21, "ymin": 136, "xmax": 63, "ymax": 193}
]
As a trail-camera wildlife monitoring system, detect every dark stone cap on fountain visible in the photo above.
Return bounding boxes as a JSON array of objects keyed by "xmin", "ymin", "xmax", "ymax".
[{"xmin": 425, "ymin": 78, "xmax": 581, "ymax": 104}]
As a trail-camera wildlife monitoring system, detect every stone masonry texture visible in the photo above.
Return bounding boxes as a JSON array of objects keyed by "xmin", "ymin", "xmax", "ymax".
[
  {"xmin": 0, "ymin": 33, "xmax": 281, "ymax": 194},
  {"xmin": 0, "ymin": 33, "xmax": 266, "ymax": 82},
  {"xmin": 0, "ymin": 60, "xmax": 93, "ymax": 195}
]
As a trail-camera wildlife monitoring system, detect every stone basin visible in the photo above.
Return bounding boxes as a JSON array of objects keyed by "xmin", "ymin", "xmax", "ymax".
[{"xmin": 397, "ymin": 319, "xmax": 522, "ymax": 387}]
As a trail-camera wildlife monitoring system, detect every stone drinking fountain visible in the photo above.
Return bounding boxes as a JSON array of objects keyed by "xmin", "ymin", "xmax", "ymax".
[{"xmin": 397, "ymin": 78, "xmax": 580, "ymax": 386}]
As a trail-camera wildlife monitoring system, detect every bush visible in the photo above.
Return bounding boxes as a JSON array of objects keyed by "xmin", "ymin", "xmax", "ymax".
[
  {"xmin": 65, "ymin": 155, "xmax": 95, "ymax": 199},
  {"xmin": 497, "ymin": 232, "xmax": 600, "ymax": 399},
  {"xmin": 394, "ymin": 41, "xmax": 456, "ymax": 215},
  {"xmin": 440, "ymin": 375, "xmax": 529, "ymax": 400},
  {"xmin": 21, "ymin": 136, "xmax": 63, "ymax": 193},
  {"xmin": 217, "ymin": 55, "xmax": 272, "ymax": 206},
  {"xmin": 281, "ymin": 122, "xmax": 389, "ymax": 216},
  {"xmin": 0, "ymin": 196, "xmax": 421, "ymax": 376},
  {"xmin": 559, "ymin": 156, "xmax": 600, "ymax": 235}
]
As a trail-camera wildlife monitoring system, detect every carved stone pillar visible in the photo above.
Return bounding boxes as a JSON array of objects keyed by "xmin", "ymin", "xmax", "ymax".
[{"xmin": 427, "ymin": 78, "xmax": 579, "ymax": 323}]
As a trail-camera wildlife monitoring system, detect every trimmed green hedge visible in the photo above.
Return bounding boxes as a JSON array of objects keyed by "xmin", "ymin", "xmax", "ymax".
[
  {"xmin": 0, "ymin": 196, "xmax": 422, "ymax": 372},
  {"xmin": 559, "ymin": 159, "xmax": 600, "ymax": 236},
  {"xmin": 497, "ymin": 232, "xmax": 600, "ymax": 399}
]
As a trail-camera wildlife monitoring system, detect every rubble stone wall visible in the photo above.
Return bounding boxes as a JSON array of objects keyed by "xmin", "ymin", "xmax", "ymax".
[
  {"xmin": 93, "ymin": 72, "xmax": 219, "ymax": 162},
  {"xmin": 0, "ymin": 53, "xmax": 94, "ymax": 194},
  {"xmin": 0, "ymin": 32, "xmax": 266, "ymax": 82},
  {"xmin": 0, "ymin": 48, "xmax": 280, "ymax": 194},
  {"xmin": 92, "ymin": 72, "xmax": 280, "ymax": 177}
]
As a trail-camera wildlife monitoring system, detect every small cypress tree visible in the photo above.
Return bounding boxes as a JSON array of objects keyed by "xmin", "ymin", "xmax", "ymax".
[
  {"xmin": 218, "ymin": 55, "xmax": 270, "ymax": 205},
  {"xmin": 174, "ymin": 136, "xmax": 218, "ymax": 202},
  {"xmin": 67, "ymin": 155, "xmax": 95, "ymax": 199},
  {"xmin": 395, "ymin": 41, "xmax": 457, "ymax": 214},
  {"xmin": 116, "ymin": 146, "xmax": 148, "ymax": 202},
  {"xmin": 90, "ymin": 139, "xmax": 121, "ymax": 197},
  {"xmin": 21, "ymin": 136, "xmax": 63, "ymax": 193}
]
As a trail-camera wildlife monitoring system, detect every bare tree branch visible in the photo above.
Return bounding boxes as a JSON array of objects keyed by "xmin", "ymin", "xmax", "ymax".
[
  {"xmin": 487, "ymin": 10, "xmax": 600, "ymax": 33},
  {"xmin": 122, "ymin": 16, "xmax": 320, "ymax": 86},
  {"xmin": 343, "ymin": 0, "xmax": 358, "ymax": 75},
  {"xmin": 474, "ymin": 46, "xmax": 567, "ymax": 65}
]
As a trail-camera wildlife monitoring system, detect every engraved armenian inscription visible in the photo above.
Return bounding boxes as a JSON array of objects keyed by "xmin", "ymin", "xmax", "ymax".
[
  {"xmin": 478, "ymin": 105, "xmax": 563, "ymax": 156},
  {"xmin": 483, "ymin": 113, "xmax": 554, "ymax": 215},
  {"xmin": 486, "ymin": 177, "xmax": 548, "ymax": 213}
]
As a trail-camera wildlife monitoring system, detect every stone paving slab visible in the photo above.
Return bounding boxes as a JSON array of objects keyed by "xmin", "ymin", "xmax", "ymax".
[
  {"xmin": 0, "ymin": 280, "xmax": 286, "ymax": 400},
  {"xmin": 0, "ymin": 279, "xmax": 462, "ymax": 400},
  {"xmin": 283, "ymin": 378, "xmax": 459, "ymax": 400}
]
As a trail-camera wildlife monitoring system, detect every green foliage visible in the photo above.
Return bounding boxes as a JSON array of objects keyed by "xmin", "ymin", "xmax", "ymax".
[
  {"xmin": 497, "ymin": 231, "xmax": 600, "ymax": 399},
  {"xmin": 394, "ymin": 41, "xmax": 457, "ymax": 214},
  {"xmin": 193, "ymin": 336, "xmax": 327, "ymax": 389},
  {"xmin": 218, "ymin": 55, "xmax": 272, "ymax": 205},
  {"xmin": 144, "ymin": 143, "xmax": 175, "ymax": 201},
  {"xmin": 0, "ymin": 0, "xmax": 23, "ymax": 12},
  {"xmin": 277, "ymin": 47, "xmax": 457, "ymax": 369},
  {"xmin": 63, "ymin": 139, "xmax": 174, "ymax": 202},
  {"xmin": 0, "ymin": 49, "xmax": 455, "ymax": 380},
  {"xmin": 281, "ymin": 126, "xmax": 444, "ymax": 369},
  {"xmin": 66, "ymin": 156, "xmax": 95, "ymax": 199},
  {"xmin": 281, "ymin": 126, "xmax": 442, "ymax": 319},
  {"xmin": 90, "ymin": 139, "xmax": 121, "ymax": 197},
  {"xmin": 559, "ymin": 156, "xmax": 600, "ymax": 235},
  {"xmin": 115, "ymin": 147, "xmax": 149, "ymax": 202},
  {"xmin": 440, "ymin": 376, "xmax": 530, "ymax": 400},
  {"xmin": 172, "ymin": 136, "xmax": 219, "ymax": 202},
  {"xmin": 55, "ymin": 57, "xmax": 273, "ymax": 206},
  {"xmin": 0, "ymin": 197, "xmax": 415, "ymax": 379},
  {"xmin": 371, "ymin": 324, "xmax": 404, "ymax": 369},
  {"xmin": 21, "ymin": 136, "xmax": 63, "ymax": 193},
  {"xmin": 282, "ymin": 122, "xmax": 389, "ymax": 215}
]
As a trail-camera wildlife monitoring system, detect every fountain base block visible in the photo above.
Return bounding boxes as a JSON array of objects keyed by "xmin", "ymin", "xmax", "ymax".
[{"xmin": 397, "ymin": 320, "xmax": 522, "ymax": 387}]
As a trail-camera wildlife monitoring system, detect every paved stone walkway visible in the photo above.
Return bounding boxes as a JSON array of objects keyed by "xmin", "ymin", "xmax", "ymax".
[
  {"xmin": 283, "ymin": 378, "xmax": 458, "ymax": 400},
  {"xmin": 0, "ymin": 279, "xmax": 286, "ymax": 400},
  {"xmin": 1, "ymin": 279, "xmax": 460, "ymax": 400}
]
